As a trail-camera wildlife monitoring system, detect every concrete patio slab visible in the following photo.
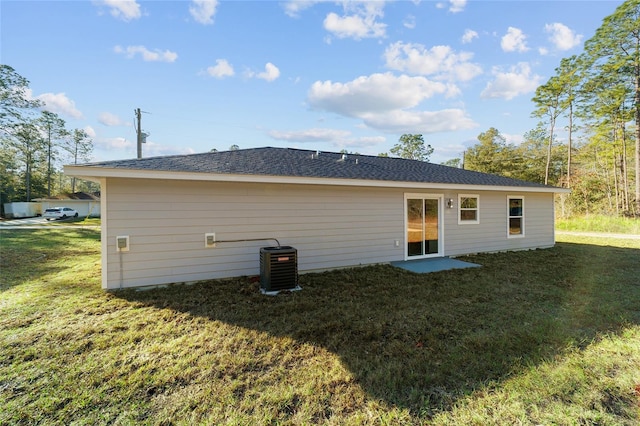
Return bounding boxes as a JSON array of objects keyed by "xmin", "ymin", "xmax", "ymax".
[{"xmin": 391, "ymin": 257, "xmax": 481, "ymax": 274}]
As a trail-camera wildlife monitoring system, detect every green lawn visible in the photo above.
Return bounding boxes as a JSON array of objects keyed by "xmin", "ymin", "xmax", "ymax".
[
  {"xmin": 1, "ymin": 229, "xmax": 639, "ymax": 425},
  {"xmin": 556, "ymin": 214, "xmax": 640, "ymax": 234},
  {"xmin": 50, "ymin": 217, "xmax": 101, "ymax": 226}
]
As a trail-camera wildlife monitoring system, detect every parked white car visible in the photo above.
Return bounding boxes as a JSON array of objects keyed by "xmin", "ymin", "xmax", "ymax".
[{"xmin": 43, "ymin": 207, "xmax": 79, "ymax": 221}]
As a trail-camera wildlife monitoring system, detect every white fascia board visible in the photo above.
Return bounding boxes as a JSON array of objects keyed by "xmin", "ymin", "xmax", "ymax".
[{"xmin": 64, "ymin": 165, "xmax": 570, "ymax": 194}]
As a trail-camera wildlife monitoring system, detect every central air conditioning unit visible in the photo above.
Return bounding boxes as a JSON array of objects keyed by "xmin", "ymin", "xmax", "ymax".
[{"xmin": 260, "ymin": 246, "xmax": 300, "ymax": 294}]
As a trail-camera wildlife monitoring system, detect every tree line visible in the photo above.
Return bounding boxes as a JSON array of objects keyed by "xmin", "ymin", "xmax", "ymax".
[
  {"xmin": 366, "ymin": 2, "xmax": 639, "ymax": 218},
  {"xmin": 2, "ymin": 1, "xmax": 638, "ymax": 218},
  {"xmin": 450, "ymin": 0, "xmax": 639, "ymax": 217},
  {"xmin": 0, "ymin": 65, "xmax": 96, "ymax": 212}
]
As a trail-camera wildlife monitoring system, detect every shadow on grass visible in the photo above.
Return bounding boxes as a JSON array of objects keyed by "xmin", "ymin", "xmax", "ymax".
[
  {"xmin": 117, "ymin": 242, "xmax": 640, "ymax": 417},
  {"xmin": 0, "ymin": 229, "xmax": 101, "ymax": 291}
]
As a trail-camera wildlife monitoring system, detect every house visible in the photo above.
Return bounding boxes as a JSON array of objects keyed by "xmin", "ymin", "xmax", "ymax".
[
  {"xmin": 65, "ymin": 147, "xmax": 570, "ymax": 290},
  {"xmin": 36, "ymin": 192, "xmax": 101, "ymax": 218},
  {"xmin": 2, "ymin": 192, "xmax": 101, "ymax": 219}
]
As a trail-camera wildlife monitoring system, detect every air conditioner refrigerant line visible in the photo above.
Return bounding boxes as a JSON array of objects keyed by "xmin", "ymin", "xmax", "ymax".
[{"xmin": 214, "ymin": 237, "xmax": 282, "ymax": 247}]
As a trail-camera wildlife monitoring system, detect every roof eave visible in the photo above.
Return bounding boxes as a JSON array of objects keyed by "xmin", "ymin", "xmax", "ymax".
[{"xmin": 64, "ymin": 165, "xmax": 570, "ymax": 194}]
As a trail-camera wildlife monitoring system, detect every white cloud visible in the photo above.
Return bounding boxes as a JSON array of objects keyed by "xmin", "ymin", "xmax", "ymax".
[
  {"xmin": 190, "ymin": 0, "xmax": 218, "ymax": 25},
  {"xmin": 251, "ymin": 62, "xmax": 280, "ymax": 82},
  {"xmin": 114, "ymin": 45, "xmax": 178, "ymax": 62},
  {"xmin": 448, "ymin": 0, "xmax": 467, "ymax": 13},
  {"xmin": 345, "ymin": 135, "xmax": 386, "ymax": 148},
  {"xmin": 98, "ymin": 112, "xmax": 128, "ymax": 127},
  {"xmin": 481, "ymin": 62, "xmax": 542, "ymax": 100},
  {"xmin": 268, "ymin": 128, "xmax": 352, "ymax": 143},
  {"xmin": 84, "ymin": 126, "xmax": 96, "ymax": 139},
  {"xmin": 436, "ymin": 0, "xmax": 466, "ymax": 13},
  {"xmin": 282, "ymin": 0, "xmax": 321, "ymax": 18},
  {"xmin": 97, "ymin": 137, "xmax": 132, "ymax": 151},
  {"xmin": 383, "ymin": 41, "xmax": 482, "ymax": 83},
  {"xmin": 501, "ymin": 27, "xmax": 529, "ymax": 53},
  {"xmin": 36, "ymin": 92, "xmax": 83, "ymax": 119},
  {"xmin": 461, "ymin": 29, "xmax": 478, "ymax": 44},
  {"xmin": 502, "ymin": 132, "xmax": 524, "ymax": 145},
  {"xmin": 360, "ymin": 109, "xmax": 476, "ymax": 134},
  {"xmin": 307, "ymin": 72, "xmax": 476, "ymax": 134},
  {"xmin": 544, "ymin": 22, "xmax": 583, "ymax": 51},
  {"xmin": 94, "ymin": 0, "xmax": 141, "ymax": 21},
  {"xmin": 324, "ymin": 12, "xmax": 386, "ymax": 40},
  {"xmin": 308, "ymin": 73, "xmax": 448, "ymax": 117},
  {"xmin": 206, "ymin": 59, "xmax": 234, "ymax": 78},
  {"xmin": 142, "ymin": 143, "xmax": 196, "ymax": 157},
  {"xmin": 283, "ymin": 1, "xmax": 387, "ymax": 40},
  {"xmin": 269, "ymin": 127, "xmax": 385, "ymax": 151},
  {"xmin": 323, "ymin": 2, "xmax": 387, "ymax": 40},
  {"xmin": 403, "ymin": 15, "xmax": 416, "ymax": 29},
  {"xmin": 95, "ymin": 136, "xmax": 195, "ymax": 159}
]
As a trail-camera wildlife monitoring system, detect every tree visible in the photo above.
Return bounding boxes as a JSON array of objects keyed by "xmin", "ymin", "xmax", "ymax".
[
  {"xmin": 582, "ymin": 0, "xmax": 640, "ymax": 213},
  {"xmin": 36, "ymin": 111, "xmax": 67, "ymax": 196},
  {"xmin": 464, "ymin": 128, "xmax": 511, "ymax": 176},
  {"xmin": 0, "ymin": 145, "xmax": 20, "ymax": 210},
  {"xmin": 389, "ymin": 134, "xmax": 433, "ymax": 161},
  {"xmin": 532, "ymin": 73, "xmax": 566, "ymax": 185},
  {"xmin": 515, "ymin": 126, "xmax": 564, "ymax": 185},
  {"xmin": 578, "ymin": 58, "xmax": 635, "ymax": 214},
  {"xmin": 5, "ymin": 122, "xmax": 46, "ymax": 201},
  {"xmin": 0, "ymin": 66, "xmax": 45, "ymax": 205},
  {"xmin": 570, "ymin": 128, "xmax": 623, "ymax": 215},
  {"xmin": 532, "ymin": 56, "xmax": 585, "ymax": 188},
  {"xmin": 62, "ymin": 129, "xmax": 93, "ymax": 193},
  {"xmin": 0, "ymin": 65, "xmax": 42, "ymax": 130},
  {"xmin": 441, "ymin": 158, "xmax": 462, "ymax": 168},
  {"xmin": 557, "ymin": 56, "xmax": 581, "ymax": 188},
  {"xmin": 464, "ymin": 127, "xmax": 559, "ymax": 182}
]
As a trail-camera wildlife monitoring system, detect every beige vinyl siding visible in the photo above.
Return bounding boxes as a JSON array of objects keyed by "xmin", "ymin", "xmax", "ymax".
[
  {"xmin": 101, "ymin": 178, "xmax": 557, "ymax": 289},
  {"xmin": 103, "ymin": 178, "xmax": 405, "ymax": 289},
  {"xmin": 444, "ymin": 191, "xmax": 555, "ymax": 256}
]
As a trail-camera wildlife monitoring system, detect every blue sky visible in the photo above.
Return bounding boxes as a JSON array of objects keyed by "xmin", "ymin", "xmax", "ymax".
[{"xmin": 1, "ymin": 0, "xmax": 623, "ymax": 163}]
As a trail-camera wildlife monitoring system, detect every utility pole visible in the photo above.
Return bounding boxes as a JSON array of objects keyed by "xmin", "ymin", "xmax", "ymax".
[
  {"xmin": 134, "ymin": 108, "xmax": 151, "ymax": 159},
  {"xmin": 135, "ymin": 108, "xmax": 142, "ymax": 159}
]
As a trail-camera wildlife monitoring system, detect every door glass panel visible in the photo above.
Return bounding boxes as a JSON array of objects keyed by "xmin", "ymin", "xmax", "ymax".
[
  {"xmin": 406, "ymin": 197, "xmax": 439, "ymax": 257},
  {"xmin": 407, "ymin": 199, "xmax": 423, "ymax": 256},
  {"xmin": 424, "ymin": 199, "xmax": 439, "ymax": 254}
]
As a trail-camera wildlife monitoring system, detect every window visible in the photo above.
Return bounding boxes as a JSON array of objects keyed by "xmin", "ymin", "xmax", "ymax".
[
  {"xmin": 508, "ymin": 196, "xmax": 524, "ymax": 237},
  {"xmin": 458, "ymin": 194, "xmax": 479, "ymax": 224}
]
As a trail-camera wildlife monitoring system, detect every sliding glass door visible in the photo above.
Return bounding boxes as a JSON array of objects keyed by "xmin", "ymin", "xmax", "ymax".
[{"xmin": 406, "ymin": 195, "xmax": 442, "ymax": 258}]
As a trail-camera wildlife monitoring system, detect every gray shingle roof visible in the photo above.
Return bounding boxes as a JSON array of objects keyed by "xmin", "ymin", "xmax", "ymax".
[{"xmin": 77, "ymin": 147, "xmax": 556, "ymax": 189}]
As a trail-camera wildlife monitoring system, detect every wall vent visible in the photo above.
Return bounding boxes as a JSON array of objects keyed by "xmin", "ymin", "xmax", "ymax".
[{"xmin": 260, "ymin": 246, "xmax": 299, "ymax": 294}]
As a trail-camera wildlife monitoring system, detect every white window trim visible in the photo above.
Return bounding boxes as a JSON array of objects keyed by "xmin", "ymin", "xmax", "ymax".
[
  {"xmin": 458, "ymin": 194, "xmax": 479, "ymax": 225},
  {"xmin": 507, "ymin": 195, "xmax": 525, "ymax": 238}
]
